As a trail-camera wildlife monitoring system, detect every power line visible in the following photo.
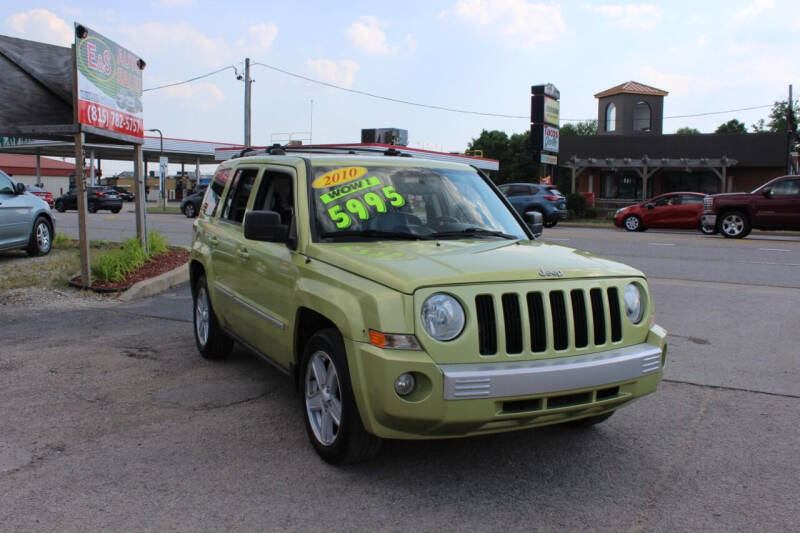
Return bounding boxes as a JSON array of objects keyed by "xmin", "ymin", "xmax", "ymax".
[
  {"xmin": 142, "ymin": 61, "xmax": 776, "ymax": 123},
  {"xmin": 143, "ymin": 65, "xmax": 236, "ymax": 92},
  {"xmin": 252, "ymin": 61, "xmax": 527, "ymax": 119}
]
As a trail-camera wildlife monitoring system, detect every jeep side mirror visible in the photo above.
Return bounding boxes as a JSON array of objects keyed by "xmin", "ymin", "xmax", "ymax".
[
  {"xmin": 244, "ymin": 210, "xmax": 288, "ymax": 242},
  {"xmin": 523, "ymin": 211, "xmax": 543, "ymax": 238},
  {"xmin": 14, "ymin": 182, "xmax": 26, "ymax": 195}
]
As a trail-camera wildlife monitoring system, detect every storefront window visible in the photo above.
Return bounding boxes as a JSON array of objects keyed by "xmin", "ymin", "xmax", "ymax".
[
  {"xmin": 661, "ymin": 172, "xmax": 721, "ymax": 194},
  {"xmin": 633, "ymin": 101, "xmax": 651, "ymax": 132},
  {"xmin": 601, "ymin": 171, "xmax": 641, "ymax": 199},
  {"xmin": 605, "ymin": 103, "xmax": 616, "ymax": 132}
]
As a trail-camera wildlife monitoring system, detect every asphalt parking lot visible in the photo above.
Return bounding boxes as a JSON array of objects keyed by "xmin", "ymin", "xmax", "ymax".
[{"xmin": 1, "ymin": 225, "xmax": 798, "ymax": 531}]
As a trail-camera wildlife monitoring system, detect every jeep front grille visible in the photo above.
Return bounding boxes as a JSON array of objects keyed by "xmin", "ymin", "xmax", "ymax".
[{"xmin": 475, "ymin": 287, "xmax": 623, "ymax": 356}]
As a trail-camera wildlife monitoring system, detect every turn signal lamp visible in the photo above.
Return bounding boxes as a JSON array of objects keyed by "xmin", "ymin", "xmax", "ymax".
[{"xmin": 369, "ymin": 330, "xmax": 422, "ymax": 351}]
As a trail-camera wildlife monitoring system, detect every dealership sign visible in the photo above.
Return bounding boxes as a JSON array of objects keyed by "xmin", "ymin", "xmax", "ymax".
[
  {"xmin": 543, "ymin": 125, "xmax": 559, "ymax": 153},
  {"xmin": 543, "ymin": 97, "xmax": 559, "ymax": 126},
  {"xmin": 75, "ymin": 24, "xmax": 144, "ymax": 139}
]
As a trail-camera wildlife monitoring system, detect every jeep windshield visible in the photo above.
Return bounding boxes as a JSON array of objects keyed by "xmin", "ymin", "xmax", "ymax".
[{"xmin": 310, "ymin": 163, "xmax": 527, "ymax": 241}]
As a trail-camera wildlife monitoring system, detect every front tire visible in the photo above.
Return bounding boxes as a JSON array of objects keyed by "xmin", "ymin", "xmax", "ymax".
[
  {"xmin": 544, "ymin": 219, "xmax": 557, "ymax": 228},
  {"xmin": 183, "ymin": 202, "xmax": 197, "ymax": 218},
  {"xmin": 718, "ymin": 211, "xmax": 750, "ymax": 238},
  {"xmin": 623, "ymin": 215, "xmax": 643, "ymax": 232},
  {"xmin": 193, "ymin": 274, "xmax": 232, "ymax": 359},
  {"xmin": 302, "ymin": 328, "xmax": 381, "ymax": 465},
  {"xmin": 55, "ymin": 200, "xmax": 65, "ymax": 213},
  {"xmin": 699, "ymin": 222, "xmax": 717, "ymax": 235},
  {"xmin": 111, "ymin": 208, "xmax": 121, "ymax": 214},
  {"xmin": 87, "ymin": 203, "xmax": 98, "ymax": 213},
  {"xmin": 26, "ymin": 217, "xmax": 52, "ymax": 256}
]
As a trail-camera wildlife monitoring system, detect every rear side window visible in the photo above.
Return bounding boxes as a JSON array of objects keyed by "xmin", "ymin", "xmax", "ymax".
[
  {"xmin": 203, "ymin": 167, "xmax": 231, "ymax": 217},
  {"xmin": 680, "ymin": 195, "xmax": 703, "ymax": 204},
  {"xmin": 221, "ymin": 168, "xmax": 259, "ymax": 224}
]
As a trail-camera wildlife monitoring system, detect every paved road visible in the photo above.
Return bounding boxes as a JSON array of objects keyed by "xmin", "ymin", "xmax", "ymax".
[
  {"xmin": 53, "ymin": 207, "xmax": 195, "ymax": 247},
  {"xmin": 1, "ymin": 228, "xmax": 798, "ymax": 531}
]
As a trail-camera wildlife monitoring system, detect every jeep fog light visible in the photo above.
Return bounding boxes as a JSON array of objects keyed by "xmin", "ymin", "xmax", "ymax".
[
  {"xmin": 421, "ymin": 293, "xmax": 465, "ymax": 341},
  {"xmin": 394, "ymin": 373, "xmax": 416, "ymax": 396},
  {"xmin": 624, "ymin": 283, "xmax": 644, "ymax": 324}
]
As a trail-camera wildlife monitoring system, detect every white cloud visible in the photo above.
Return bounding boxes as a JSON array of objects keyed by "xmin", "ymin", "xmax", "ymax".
[
  {"xmin": 584, "ymin": 4, "xmax": 662, "ymax": 31},
  {"xmin": 306, "ymin": 59, "xmax": 360, "ymax": 88},
  {"xmin": 453, "ymin": 0, "xmax": 566, "ymax": 47},
  {"xmin": 154, "ymin": 82, "xmax": 225, "ymax": 110},
  {"xmin": 346, "ymin": 16, "xmax": 397, "ymax": 55},
  {"xmin": 4, "ymin": 9, "xmax": 73, "ymax": 46},
  {"xmin": 235, "ymin": 23, "xmax": 279, "ymax": 51},
  {"xmin": 119, "ymin": 22, "xmax": 232, "ymax": 67},
  {"xmin": 639, "ymin": 65, "xmax": 691, "ymax": 97},
  {"xmin": 732, "ymin": 0, "xmax": 775, "ymax": 24},
  {"xmin": 405, "ymin": 34, "xmax": 419, "ymax": 52}
]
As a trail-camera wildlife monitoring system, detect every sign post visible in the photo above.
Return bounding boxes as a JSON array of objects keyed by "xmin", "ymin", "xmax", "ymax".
[
  {"xmin": 73, "ymin": 23, "xmax": 146, "ymax": 266},
  {"xmin": 531, "ymin": 83, "xmax": 560, "ymax": 185}
]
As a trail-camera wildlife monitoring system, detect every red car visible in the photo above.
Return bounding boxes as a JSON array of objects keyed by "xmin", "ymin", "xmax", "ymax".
[
  {"xmin": 26, "ymin": 185, "xmax": 55, "ymax": 208},
  {"xmin": 614, "ymin": 191, "xmax": 713, "ymax": 234}
]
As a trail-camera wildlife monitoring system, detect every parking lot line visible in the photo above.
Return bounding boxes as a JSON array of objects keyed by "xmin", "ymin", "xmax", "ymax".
[
  {"xmin": 758, "ymin": 248, "xmax": 791, "ymax": 252},
  {"xmin": 648, "ymin": 243, "xmax": 676, "ymax": 246},
  {"xmin": 735, "ymin": 260, "xmax": 800, "ymax": 267}
]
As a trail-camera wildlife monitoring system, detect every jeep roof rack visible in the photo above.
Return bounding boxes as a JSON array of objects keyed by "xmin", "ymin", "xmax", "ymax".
[{"xmin": 233, "ymin": 144, "xmax": 414, "ymax": 159}]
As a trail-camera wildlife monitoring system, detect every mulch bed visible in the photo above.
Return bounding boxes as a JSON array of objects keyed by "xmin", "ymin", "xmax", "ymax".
[{"xmin": 70, "ymin": 247, "xmax": 190, "ymax": 292}]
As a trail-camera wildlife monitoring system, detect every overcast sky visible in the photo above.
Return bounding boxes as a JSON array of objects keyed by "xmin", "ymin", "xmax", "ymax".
[{"xmin": 2, "ymin": 0, "xmax": 799, "ymax": 174}]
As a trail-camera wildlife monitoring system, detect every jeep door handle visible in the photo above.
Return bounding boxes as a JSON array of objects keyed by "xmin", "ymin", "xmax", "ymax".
[{"xmin": 236, "ymin": 248, "xmax": 250, "ymax": 260}]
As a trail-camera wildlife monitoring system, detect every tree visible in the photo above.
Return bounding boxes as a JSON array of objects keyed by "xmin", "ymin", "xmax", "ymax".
[
  {"xmin": 715, "ymin": 119, "xmax": 747, "ymax": 134},
  {"xmin": 506, "ymin": 131, "xmax": 532, "ymax": 182},
  {"xmin": 751, "ymin": 119, "xmax": 766, "ymax": 133},
  {"xmin": 676, "ymin": 127, "xmax": 701, "ymax": 134},
  {"xmin": 766, "ymin": 99, "xmax": 799, "ymax": 133},
  {"xmin": 467, "ymin": 130, "xmax": 511, "ymax": 182},
  {"xmin": 560, "ymin": 120, "xmax": 597, "ymax": 136}
]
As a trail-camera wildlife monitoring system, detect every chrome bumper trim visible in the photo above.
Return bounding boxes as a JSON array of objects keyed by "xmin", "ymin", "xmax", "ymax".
[{"xmin": 441, "ymin": 343, "xmax": 662, "ymax": 400}]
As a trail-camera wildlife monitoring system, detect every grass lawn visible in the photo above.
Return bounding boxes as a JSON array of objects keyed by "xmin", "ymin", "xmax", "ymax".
[
  {"xmin": 146, "ymin": 206, "xmax": 182, "ymax": 214},
  {"xmin": 562, "ymin": 218, "xmax": 615, "ymax": 227},
  {"xmin": 0, "ymin": 236, "xmax": 118, "ymax": 290}
]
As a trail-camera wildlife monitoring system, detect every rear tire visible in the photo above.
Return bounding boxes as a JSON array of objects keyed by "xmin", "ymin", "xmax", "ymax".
[
  {"xmin": 88, "ymin": 203, "xmax": 98, "ymax": 213},
  {"xmin": 25, "ymin": 216, "xmax": 52, "ymax": 256},
  {"xmin": 718, "ymin": 211, "xmax": 750, "ymax": 238},
  {"xmin": 544, "ymin": 219, "xmax": 557, "ymax": 228},
  {"xmin": 183, "ymin": 202, "xmax": 197, "ymax": 218},
  {"xmin": 55, "ymin": 200, "xmax": 65, "ymax": 213},
  {"xmin": 302, "ymin": 328, "xmax": 381, "ymax": 465},
  {"xmin": 111, "ymin": 208, "xmax": 121, "ymax": 214},
  {"xmin": 192, "ymin": 274, "xmax": 232, "ymax": 359}
]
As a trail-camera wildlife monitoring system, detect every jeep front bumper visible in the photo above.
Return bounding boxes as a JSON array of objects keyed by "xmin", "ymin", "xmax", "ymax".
[{"xmin": 345, "ymin": 325, "xmax": 667, "ymax": 440}]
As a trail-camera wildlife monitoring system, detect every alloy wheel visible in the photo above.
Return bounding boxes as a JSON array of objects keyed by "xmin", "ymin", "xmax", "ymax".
[
  {"xmin": 721, "ymin": 214, "xmax": 744, "ymax": 236},
  {"xmin": 195, "ymin": 286, "xmax": 210, "ymax": 347},
  {"xmin": 36, "ymin": 222, "xmax": 51, "ymax": 253},
  {"xmin": 305, "ymin": 351, "xmax": 342, "ymax": 446}
]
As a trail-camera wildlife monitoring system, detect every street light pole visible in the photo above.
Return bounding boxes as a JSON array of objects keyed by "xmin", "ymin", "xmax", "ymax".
[{"xmin": 147, "ymin": 128, "xmax": 165, "ymax": 208}]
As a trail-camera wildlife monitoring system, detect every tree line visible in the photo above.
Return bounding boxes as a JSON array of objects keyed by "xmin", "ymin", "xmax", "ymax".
[{"xmin": 467, "ymin": 99, "xmax": 798, "ymax": 183}]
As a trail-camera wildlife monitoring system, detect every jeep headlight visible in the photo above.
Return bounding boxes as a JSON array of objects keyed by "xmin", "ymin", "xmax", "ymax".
[
  {"xmin": 421, "ymin": 293, "xmax": 465, "ymax": 341},
  {"xmin": 624, "ymin": 283, "xmax": 645, "ymax": 324}
]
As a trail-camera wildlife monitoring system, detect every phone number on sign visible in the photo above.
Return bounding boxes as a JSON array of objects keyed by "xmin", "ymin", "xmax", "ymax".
[{"xmin": 81, "ymin": 103, "xmax": 142, "ymax": 135}]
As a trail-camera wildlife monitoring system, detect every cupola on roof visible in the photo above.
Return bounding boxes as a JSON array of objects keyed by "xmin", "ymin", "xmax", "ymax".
[{"xmin": 594, "ymin": 81, "xmax": 669, "ymax": 98}]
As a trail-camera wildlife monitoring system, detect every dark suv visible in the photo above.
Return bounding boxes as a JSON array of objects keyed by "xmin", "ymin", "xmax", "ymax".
[
  {"xmin": 498, "ymin": 183, "xmax": 567, "ymax": 227},
  {"xmin": 55, "ymin": 186, "xmax": 123, "ymax": 213}
]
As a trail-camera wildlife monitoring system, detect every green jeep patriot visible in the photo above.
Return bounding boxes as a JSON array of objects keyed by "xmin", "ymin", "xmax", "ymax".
[{"xmin": 189, "ymin": 149, "xmax": 667, "ymax": 464}]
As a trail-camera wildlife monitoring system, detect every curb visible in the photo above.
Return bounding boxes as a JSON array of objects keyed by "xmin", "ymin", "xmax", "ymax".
[{"xmin": 118, "ymin": 262, "xmax": 189, "ymax": 301}]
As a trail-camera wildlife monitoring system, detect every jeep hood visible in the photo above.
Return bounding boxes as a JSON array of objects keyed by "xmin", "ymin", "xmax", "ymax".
[{"xmin": 308, "ymin": 239, "xmax": 643, "ymax": 294}]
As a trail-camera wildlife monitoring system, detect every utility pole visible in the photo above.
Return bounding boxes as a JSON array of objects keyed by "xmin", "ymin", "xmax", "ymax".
[{"xmin": 244, "ymin": 57, "xmax": 252, "ymax": 147}]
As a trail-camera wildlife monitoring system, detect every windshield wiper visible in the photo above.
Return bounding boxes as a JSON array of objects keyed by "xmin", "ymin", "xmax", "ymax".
[
  {"xmin": 320, "ymin": 229, "xmax": 433, "ymax": 240},
  {"xmin": 429, "ymin": 227, "xmax": 519, "ymax": 240}
]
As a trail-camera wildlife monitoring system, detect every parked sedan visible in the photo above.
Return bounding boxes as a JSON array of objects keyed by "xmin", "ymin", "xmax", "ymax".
[
  {"xmin": 55, "ymin": 186, "xmax": 123, "ymax": 213},
  {"xmin": 614, "ymin": 191, "xmax": 713, "ymax": 233},
  {"xmin": 112, "ymin": 187, "xmax": 135, "ymax": 201},
  {"xmin": 0, "ymin": 171, "xmax": 55, "ymax": 256},
  {"xmin": 180, "ymin": 186, "xmax": 207, "ymax": 218},
  {"xmin": 26, "ymin": 185, "xmax": 55, "ymax": 208},
  {"xmin": 498, "ymin": 182, "xmax": 568, "ymax": 227}
]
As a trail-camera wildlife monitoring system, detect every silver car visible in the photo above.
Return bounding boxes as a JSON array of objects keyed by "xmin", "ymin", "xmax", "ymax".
[{"xmin": 0, "ymin": 170, "xmax": 55, "ymax": 256}]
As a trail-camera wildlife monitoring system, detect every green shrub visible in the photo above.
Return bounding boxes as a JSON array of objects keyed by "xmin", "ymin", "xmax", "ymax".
[
  {"xmin": 566, "ymin": 193, "xmax": 587, "ymax": 216},
  {"xmin": 52, "ymin": 233, "xmax": 73, "ymax": 249},
  {"xmin": 91, "ymin": 231, "xmax": 169, "ymax": 282},
  {"xmin": 585, "ymin": 207, "xmax": 598, "ymax": 219},
  {"xmin": 567, "ymin": 209, "xmax": 576, "ymax": 220},
  {"xmin": 147, "ymin": 230, "xmax": 168, "ymax": 256}
]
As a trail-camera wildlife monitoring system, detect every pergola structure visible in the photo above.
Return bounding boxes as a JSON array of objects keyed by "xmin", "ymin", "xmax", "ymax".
[{"xmin": 565, "ymin": 155, "xmax": 738, "ymax": 200}]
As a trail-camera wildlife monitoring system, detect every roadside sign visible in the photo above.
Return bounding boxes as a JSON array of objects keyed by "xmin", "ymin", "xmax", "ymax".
[
  {"xmin": 74, "ymin": 23, "xmax": 143, "ymax": 140},
  {"xmin": 543, "ymin": 125, "xmax": 559, "ymax": 153}
]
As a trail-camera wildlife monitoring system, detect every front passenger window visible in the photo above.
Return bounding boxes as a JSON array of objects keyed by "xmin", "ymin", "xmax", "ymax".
[{"xmin": 0, "ymin": 173, "xmax": 14, "ymax": 195}]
